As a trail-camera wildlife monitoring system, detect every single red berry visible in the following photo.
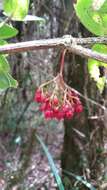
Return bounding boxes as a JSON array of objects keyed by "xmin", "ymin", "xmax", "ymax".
[
  {"xmin": 44, "ymin": 110, "xmax": 54, "ymax": 119},
  {"xmin": 39, "ymin": 103, "xmax": 47, "ymax": 111},
  {"xmin": 34, "ymin": 90, "xmax": 42, "ymax": 102},
  {"xmin": 55, "ymin": 111, "xmax": 65, "ymax": 120},
  {"xmin": 75, "ymin": 104, "xmax": 83, "ymax": 113},
  {"xmin": 52, "ymin": 96, "xmax": 59, "ymax": 106},
  {"xmin": 53, "ymin": 109, "xmax": 59, "ymax": 118},
  {"xmin": 36, "ymin": 89, "xmax": 41, "ymax": 94},
  {"xmin": 62, "ymin": 104, "xmax": 71, "ymax": 113},
  {"xmin": 53, "ymin": 107, "xmax": 59, "ymax": 113},
  {"xmin": 65, "ymin": 110, "xmax": 74, "ymax": 119}
]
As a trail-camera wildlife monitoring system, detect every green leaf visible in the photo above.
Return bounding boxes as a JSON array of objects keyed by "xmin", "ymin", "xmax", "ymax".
[
  {"xmin": 0, "ymin": 55, "xmax": 18, "ymax": 89},
  {"xmin": 0, "ymin": 23, "xmax": 18, "ymax": 39},
  {"xmin": 88, "ymin": 44, "xmax": 107, "ymax": 92},
  {"xmin": 96, "ymin": 77, "xmax": 106, "ymax": 93},
  {"xmin": 0, "ymin": 40, "xmax": 8, "ymax": 56},
  {"xmin": 74, "ymin": 0, "xmax": 107, "ymax": 36},
  {"xmin": 63, "ymin": 170, "xmax": 96, "ymax": 190},
  {"xmin": 0, "ymin": 55, "xmax": 10, "ymax": 72},
  {"xmin": 88, "ymin": 59, "xmax": 99, "ymax": 81},
  {"xmin": 0, "ymin": 71, "xmax": 18, "ymax": 89},
  {"xmin": 36, "ymin": 135, "xmax": 65, "ymax": 190},
  {"xmin": 3, "ymin": 0, "xmax": 29, "ymax": 21},
  {"xmin": 0, "ymin": 40, "xmax": 8, "ymax": 46},
  {"xmin": 93, "ymin": 0, "xmax": 107, "ymax": 13},
  {"xmin": 90, "ymin": 43, "xmax": 107, "ymax": 67}
]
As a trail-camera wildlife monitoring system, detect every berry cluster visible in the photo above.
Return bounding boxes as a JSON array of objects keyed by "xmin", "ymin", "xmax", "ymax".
[{"xmin": 34, "ymin": 74, "xmax": 83, "ymax": 120}]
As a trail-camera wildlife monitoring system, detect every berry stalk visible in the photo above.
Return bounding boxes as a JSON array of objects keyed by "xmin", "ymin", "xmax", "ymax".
[{"xmin": 59, "ymin": 49, "xmax": 67, "ymax": 76}]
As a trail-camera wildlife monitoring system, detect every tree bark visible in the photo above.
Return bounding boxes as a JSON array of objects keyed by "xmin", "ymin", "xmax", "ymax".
[{"xmin": 59, "ymin": 1, "xmax": 106, "ymax": 190}]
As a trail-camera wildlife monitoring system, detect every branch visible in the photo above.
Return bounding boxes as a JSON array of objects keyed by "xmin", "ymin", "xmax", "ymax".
[
  {"xmin": 75, "ymin": 36, "xmax": 107, "ymax": 45},
  {"xmin": 0, "ymin": 35, "xmax": 107, "ymax": 63}
]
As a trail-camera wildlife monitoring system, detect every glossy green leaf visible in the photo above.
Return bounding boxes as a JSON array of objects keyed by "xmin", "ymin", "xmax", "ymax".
[
  {"xmin": 93, "ymin": 0, "xmax": 107, "ymax": 13},
  {"xmin": 0, "ymin": 71, "xmax": 18, "ymax": 89},
  {"xmin": 74, "ymin": 0, "xmax": 107, "ymax": 36},
  {"xmin": 0, "ymin": 23, "xmax": 18, "ymax": 39},
  {"xmin": 0, "ymin": 55, "xmax": 10, "ymax": 72},
  {"xmin": 3, "ymin": 0, "xmax": 29, "ymax": 21},
  {"xmin": 88, "ymin": 44, "xmax": 107, "ymax": 92},
  {"xmin": 36, "ymin": 135, "xmax": 64, "ymax": 190}
]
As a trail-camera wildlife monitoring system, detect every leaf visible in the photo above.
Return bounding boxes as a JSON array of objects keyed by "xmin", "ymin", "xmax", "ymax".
[
  {"xmin": 0, "ymin": 40, "xmax": 8, "ymax": 56},
  {"xmin": 3, "ymin": 0, "xmax": 29, "ymax": 21},
  {"xmin": 74, "ymin": 0, "xmax": 107, "ymax": 36},
  {"xmin": 92, "ymin": 0, "xmax": 107, "ymax": 12},
  {"xmin": 0, "ymin": 55, "xmax": 18, "ymax": 89},
  {"xmin": 94, "ymin": 0, "xmax": 107, "ymax": 13},
  {"xmin": 91, "ymin": 44, "xmax": 107, "ymax": 67},
  {"xmin": 36, "ymin": 135, "xmax": 65, "ymax": 190},
  {"xmin": 23, "ymin": 15, "xmax": 45, "ymax": 23},
  {"xmin": 0, "ymin": 71, "xmax": 18, "ymax": 89},
  {"xmin": 88, "ymin": 44, "xmax": 107, "ymax": 92},
  {"xmin": 0, "ymin": 40, "xmax": 8, "ymax": 46},
  {"xmin": 96, "ymin": 77, "xmax": 106, "ymax": 93},
  {"xmin": 0, "ymin": 23, "xmax": 18, "ymax": 39},
  {"xmin": 63, "ymin": 170, "xmax": 96, "ymax": 190},
  {"xmin": 0, "ymin": 55, "xmax": 10, "ymax": 72},
  {"xmin": 88, "ymin": 60, "xmax": 100, "ymax": 81}
]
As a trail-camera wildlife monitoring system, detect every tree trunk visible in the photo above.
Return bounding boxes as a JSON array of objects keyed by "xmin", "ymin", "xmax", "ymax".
[{"xmin": 58, "ymin": 1, "xmax": 107, "ymax": 190}]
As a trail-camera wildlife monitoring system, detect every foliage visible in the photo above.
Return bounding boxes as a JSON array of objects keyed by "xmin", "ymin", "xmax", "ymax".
[
  {"xmin": 1, "ymin": 0, "xmax": 107, "ymax": 189},
  {"xmin": 0, "ymin": 0, "xmax": 45, "ymax": 91},
  {"xmin": 88, "ymin": 43, "xmax": 107, "ymax": 92},
  {"xmin": 3, "ymin": 0, "xmax": 30, "ymax": 21},
  {"xmin": 0, "ymin": 0, "xmax": 29, "ymax": 90},
  {"xmin": 74, "ymin": 0, "xmax": 107, "ymax": 36},
  {"xmin": 74, "ymin": 0, "xmax": 107, "ymax": 92}
]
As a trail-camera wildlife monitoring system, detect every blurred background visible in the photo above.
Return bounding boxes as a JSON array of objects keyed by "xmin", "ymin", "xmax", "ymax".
[{"xmin": 0, "ymin": 0, "xmax": 106, "ymax": 190}]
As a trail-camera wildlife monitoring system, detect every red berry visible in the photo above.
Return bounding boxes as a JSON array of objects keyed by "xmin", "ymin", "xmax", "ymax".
[
  {"xmin": 45, "ymin": 102, "xmax": 51, "ymax": 110},
  {"xmin": 36, "ymin": 89, "xmax": 41, "ymax": 94},
  {"xmin": 53, "ymin": 107, "xmax": 59, "ymax": 113},
  {"xmin": 52, "ymin": 96, "xmax": 59, "ymax": 106},
  {"xmin": 62, "ymin": 104, "xmax": 71, "ymax": 113},
  {"xmin": 34, "ymin": 89, "xmax": 46, "ymax": 103},
  {"xmin": 55, "ymin": 111, "xmax": 65, "ymax": 120},
  {"xmin": 39, "ymin": 103, "xmax": 47, "ymax": 111},
  {"xmin": 44, "ymin": 97, "xmax": 50, "ymax": 103},
  {"xmin": 34, "ymin": 90, "xmax": 42, "ymax": 102},
  {"xmin": 44, "ymin": 110, "xmax": 53, "ymax": 119},
  {"xmin": 75, "ymin": 104, "xmax": 83, "ymax": 113},
  {"xmin": 65, "ymin": 110, "xmax": 74, "ymax": 119}
]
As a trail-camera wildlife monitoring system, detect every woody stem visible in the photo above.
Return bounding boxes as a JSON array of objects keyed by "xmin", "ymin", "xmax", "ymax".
[{"xmin": 59, "ymin": 49, "xmax": 67, "ymax": 76}]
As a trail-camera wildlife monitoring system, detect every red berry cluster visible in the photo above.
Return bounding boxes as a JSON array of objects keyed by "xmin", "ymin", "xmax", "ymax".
[{"xmin": 34, "ymin": 75, "xmax": 83, "ymax": 120}]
